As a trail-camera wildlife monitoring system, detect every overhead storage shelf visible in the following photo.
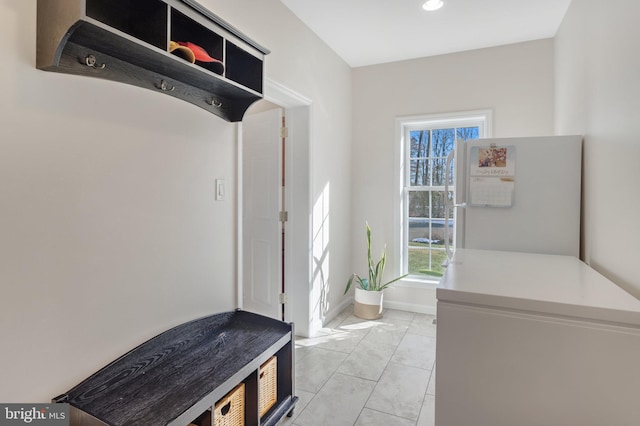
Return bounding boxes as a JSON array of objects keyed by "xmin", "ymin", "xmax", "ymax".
[{"xmin": 37, "ymin": 0, "xmax": 269, "ymax": 122}]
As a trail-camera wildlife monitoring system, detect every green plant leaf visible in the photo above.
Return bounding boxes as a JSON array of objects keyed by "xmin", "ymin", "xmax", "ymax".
[
  {"xmin": 379, "ymin": 273, "xmax": 409, "ymax": 291},
  {"xmin": 347, "ymin": 222, "xmax": 407, "ymax": 293},
  {"xmin": 366, "ymin": 222, "xmax": 372, "ymax": 267},
  {"xmin": 361, "ymin": 278, "xmax": 369, "ymax": 291},
  {"xmin": 344, "ymin": 274, "xmax": 355, "ymax": 294}
]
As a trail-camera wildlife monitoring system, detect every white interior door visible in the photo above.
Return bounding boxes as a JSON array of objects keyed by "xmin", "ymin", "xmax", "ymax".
[{"xmin": 242, "ymin": 108, "xmax": 283, "ymax": 320}]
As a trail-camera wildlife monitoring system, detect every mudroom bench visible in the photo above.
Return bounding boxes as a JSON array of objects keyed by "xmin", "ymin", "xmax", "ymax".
[{"xmin": 53, "ymin": 310, "xmax": 297, "ymax": 426}]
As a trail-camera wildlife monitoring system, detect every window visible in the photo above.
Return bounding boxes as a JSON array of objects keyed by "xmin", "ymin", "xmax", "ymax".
[{"xmin": 396, "ymin": 111, "xmax": 491, "ymax": 283}]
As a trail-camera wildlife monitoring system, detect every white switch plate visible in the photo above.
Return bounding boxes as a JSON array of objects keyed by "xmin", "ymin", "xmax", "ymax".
[{"xmin": 215, "ymin": 179, "xmax": 225, "ymax": 201}]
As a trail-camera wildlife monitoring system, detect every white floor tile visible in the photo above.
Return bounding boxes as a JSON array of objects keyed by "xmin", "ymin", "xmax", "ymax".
[
  {"xmin": 417, "ymin": 394, "xmax": 435, "ymax": 426},
  {"xmin": 426, "ymin": 367, "xmax": 436, "ymax": 396},
  {"xmin": 324, "ymin": 305, "xmax": 354, "ymax": 329},
  {"xmin": 294, "ymin": 342, "xmax": 314, "ymax": 362},
  {"xmin": 365, "ymin": 362, "xmax": 430, "ymax": 421},
  {"xmin": 337, "ymin": 339, "xmax": 397, "ymax": 381},
  {"xmin": 277, "ymin": 389, "xmax": 315, "ymax": 425},
  {"xmin": 338, "ymin": 314, "xmax": 380, "ymax": 328},
  {"xmin": 383, "ymin": 309, "xmax": 416, "ymax": 322},
  {"xmin": 361, "ymin": 320, "xmax": 410, "ymax": 347},
  {"xmin": 291, "ymin": 305, "xmax": 436, "ymax": 426},
  {"xmin": 295, "ymin": 373, "xmax": 376, "ymax": 426},
  {"xmin": 407, "ymin": 314, "xmax": 437, "ymax": 337},
  {"xmin": 391, "ymin": 333, "xmax": 436, "ymax": 371},
  {"xmin": 311, "ymin": 328, "xmax": 369, "ymax": 353},
  {"xmin": 295, "ymin": 347, "xmax": 348, "ymax": 393},
  {"xmin": 355, "ymin": 408, "xmax": 416, "ymax": 425}
]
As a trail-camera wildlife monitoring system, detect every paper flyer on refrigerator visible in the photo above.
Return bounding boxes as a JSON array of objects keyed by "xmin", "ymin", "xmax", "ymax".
[{"xmin": 468, "ymin": 145, "xmax": 515, "ymax": 207}]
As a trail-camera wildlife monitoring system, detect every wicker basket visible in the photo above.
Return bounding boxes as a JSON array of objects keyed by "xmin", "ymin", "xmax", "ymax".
[
  {"xmin": 214, "ymin": 383, "xmax": 245, "ymax": 426},
  {"xmin": 258, "ymin": 356, "xmax": 277, "ymax": 417}
]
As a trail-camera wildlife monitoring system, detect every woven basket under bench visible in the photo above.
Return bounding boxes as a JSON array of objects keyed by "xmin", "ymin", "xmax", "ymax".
[
  {"xmin": 214, "ymin": 383, "xmax": 245, "ymax": 426},
  {"xmin": 258, "ymin": 356, "xmax": 277, "ymax": 417}
]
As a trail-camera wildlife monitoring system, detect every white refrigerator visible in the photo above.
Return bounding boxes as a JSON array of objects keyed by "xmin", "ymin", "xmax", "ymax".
[
  {"xmin": 445, "ymin": 135, "xmax": 582, "ymax": 258},
  {"xmin": 435, "ymin": 135, "xmax": 640, "ymax": 424}
]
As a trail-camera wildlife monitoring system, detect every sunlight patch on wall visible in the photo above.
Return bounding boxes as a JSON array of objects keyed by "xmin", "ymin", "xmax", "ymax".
[{"xmin": 312, "ymin": 182, "xmax": 331, "ymax": 330}]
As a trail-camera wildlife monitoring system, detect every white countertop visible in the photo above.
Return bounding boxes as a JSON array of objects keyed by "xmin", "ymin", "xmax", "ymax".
[{"xmin": 437, "ymin": 249, "xmax": 640, "ymax": 326}]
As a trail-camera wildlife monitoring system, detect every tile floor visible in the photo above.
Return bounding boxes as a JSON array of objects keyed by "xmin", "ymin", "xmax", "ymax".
[{"xmin": 278, "ymin": 306, "xmax": 437, "ymax": 426}]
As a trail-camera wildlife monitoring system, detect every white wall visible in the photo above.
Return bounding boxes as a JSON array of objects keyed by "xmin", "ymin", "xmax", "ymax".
[
  {"xmin": 351, "ymin": 40, "xmax": 555, "ymax": 312},
  {"xmin": 205, "ymin": 0, "xmax": 354, "ymax": 333},
  {"xmin": 0, "ymin": 0, "xmax": 352, "ymax": 402},
  {"xmin": 555, "ymin": 0, "xmax": 640, "ymax": 297}
]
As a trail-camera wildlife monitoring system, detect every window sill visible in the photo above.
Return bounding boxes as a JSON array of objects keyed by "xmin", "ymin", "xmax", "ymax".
[{"xmin": 395, "ymin": 276, "xmax": 441, "ymax": 290}]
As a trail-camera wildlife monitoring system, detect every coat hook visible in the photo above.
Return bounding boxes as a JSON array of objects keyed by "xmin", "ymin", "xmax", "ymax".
[
  {"xmin": 157, "ymin": 80, "xmax": 175, "ymax": 92},
  {"xmin": 207, "ymin": 98, "xmax": 223, "ymax": 108},
  {"xmin": 84, "ymin": 54, "xmax": 106, "ymax": 69}
]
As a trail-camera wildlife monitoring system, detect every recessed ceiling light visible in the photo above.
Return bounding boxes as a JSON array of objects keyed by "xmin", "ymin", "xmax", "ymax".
[{"xmin": 423, "ymin": 0, "xmax": 444, "ymax": 11}]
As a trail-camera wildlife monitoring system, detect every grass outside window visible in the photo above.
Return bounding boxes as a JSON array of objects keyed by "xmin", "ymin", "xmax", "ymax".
[{"xmin": 408, "ymin": 242, "xmax": 447, "ymax": 278}]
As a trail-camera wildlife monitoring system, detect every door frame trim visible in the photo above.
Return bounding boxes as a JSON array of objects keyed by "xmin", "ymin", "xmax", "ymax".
[{"xmin": 238, "ymin": 78, "xmax": 312, "ymax": 334}]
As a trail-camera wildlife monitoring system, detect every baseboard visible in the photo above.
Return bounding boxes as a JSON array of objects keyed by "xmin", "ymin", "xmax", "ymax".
[
  {"xmin": 325, "ymin": 297, "xmax": 354, "ymax": 321},
  {"xmin": 383, "ymin": 300, "xmax": 437, "ymax": 316},
  {"xmin": 313, "ymin": 297, "xmax": 435, "ymax": 334}
]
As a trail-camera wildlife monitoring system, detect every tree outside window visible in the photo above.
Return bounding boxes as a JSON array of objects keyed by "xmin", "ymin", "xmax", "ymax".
[{"xmin": 399, "ymin": 113, "xmax": 489, "ymax": 281}]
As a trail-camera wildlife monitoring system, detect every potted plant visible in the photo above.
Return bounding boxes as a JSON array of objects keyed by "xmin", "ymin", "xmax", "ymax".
[{"xmin": 344, "ymin": 223, "xmax": 407, "ymax": 319}]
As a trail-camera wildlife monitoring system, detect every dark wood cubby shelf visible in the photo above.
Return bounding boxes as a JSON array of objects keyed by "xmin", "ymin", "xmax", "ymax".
[
  {"xmin": 53, "ymin": 310, "xmax": 297, "ymax": 426},
  {"xmin": 37, "ymin": 0, "xmax": 269, "ymax": 122}
]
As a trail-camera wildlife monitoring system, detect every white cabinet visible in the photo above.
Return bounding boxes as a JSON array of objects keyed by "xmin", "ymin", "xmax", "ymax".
[{"xmin": 435, "ymin": 249, "xmax": 640, "ymax": 426}]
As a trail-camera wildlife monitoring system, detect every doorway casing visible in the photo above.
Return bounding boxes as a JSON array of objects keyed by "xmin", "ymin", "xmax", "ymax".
[{"xmin": 238, "ymin": 78, "xmax": 314, "ymax": 337}]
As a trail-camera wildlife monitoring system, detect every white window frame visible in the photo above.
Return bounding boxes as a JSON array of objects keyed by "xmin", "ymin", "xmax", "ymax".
[{"xmin": 394, "ymin": 110, "xmax": 493, "ymax": 287}]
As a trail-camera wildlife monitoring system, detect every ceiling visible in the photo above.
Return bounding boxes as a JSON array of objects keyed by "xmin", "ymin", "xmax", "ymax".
[{"xmin": 279, "ymin": 0, "xmax": 573, "ymax": 67}]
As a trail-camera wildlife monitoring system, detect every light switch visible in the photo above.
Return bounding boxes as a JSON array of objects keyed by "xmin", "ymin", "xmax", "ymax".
[{"xmin": 216, "ymin": 179, "xmax": 225, "ymax": 201}]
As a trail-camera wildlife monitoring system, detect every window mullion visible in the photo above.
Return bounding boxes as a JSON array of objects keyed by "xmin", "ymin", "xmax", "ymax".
[{"xmin": 400, "ymin": 110, "xmax": 489, "ymax": 282}]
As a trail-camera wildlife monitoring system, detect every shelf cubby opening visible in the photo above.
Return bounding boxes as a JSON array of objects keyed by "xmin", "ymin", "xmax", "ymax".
[
  {"xmin": 226, "ymin": 41, "xmax": 263, "ymax": 93},
  {"xmin": 243, "ymin": 371, "xmax": 259, "ymax": 426},
  {"xmin": 85, "ymin": 0, "xmax": 167, "ymax": 49},
  {"xmin": 187, "ymin": 408, "xmax": 211, "ymax": 426},
  {"xmin": 275, "ymin": 342, "xmax": 294, "ymax": 408},
  {"xmin": 170, "ymin": 8, "xmax": 224, "ymax": 75}
]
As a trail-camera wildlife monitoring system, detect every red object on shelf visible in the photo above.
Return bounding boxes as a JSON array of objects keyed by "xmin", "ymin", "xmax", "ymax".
[
  {"xmin": 177, "ymin": 41, "xmax": 217, "ymax": 62},
  {"xmin": 176, "ymin": 41, "xmax": 225, "ymax": 75},
  {"xmin": 169, "ymin": 41, "xmax": 195, "ymax": 63}
]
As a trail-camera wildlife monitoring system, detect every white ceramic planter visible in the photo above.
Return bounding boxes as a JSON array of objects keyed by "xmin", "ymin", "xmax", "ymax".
[{"xmin": 354, "ymin": 287, "xmax": 383, "ymax": 320}]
